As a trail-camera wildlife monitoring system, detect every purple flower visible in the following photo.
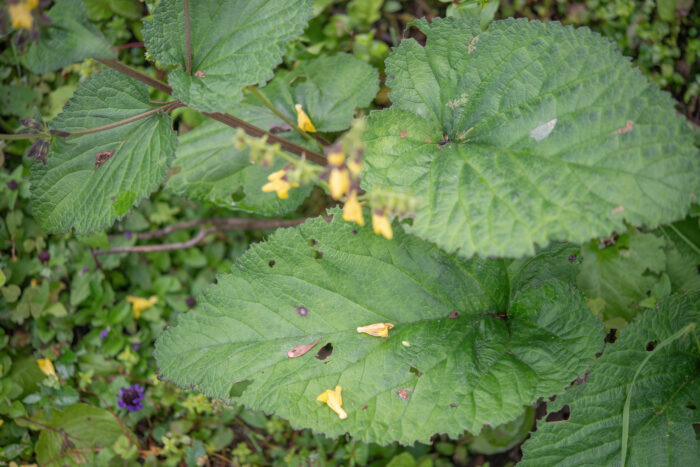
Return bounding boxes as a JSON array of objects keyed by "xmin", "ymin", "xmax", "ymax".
[
  {"xmin": 124, "ymin": 231, "xmax": 133, "ymax": 239},
  {"xmin": 100, "ymin": 326, "xmax": 110, "ymax": 339},
  {"xmin": 117, "ymin": 384, "xmax": 145, "ymax": 412},
  {"xmin": 132, "ymin": 342, "xmax": 141, "ymax": 351}
]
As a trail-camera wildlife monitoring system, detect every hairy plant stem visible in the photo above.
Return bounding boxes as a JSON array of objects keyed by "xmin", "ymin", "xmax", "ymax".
[
  {"xmin": 245, "ymin": 85, "xmax": 329, "ymax": 151},
  {"xmin": 184, "ymin": 0, "xmax": 192, "ymax": 75},
  {"xmin": 95, "ymin": 58, "xmax": 328, "ymax": 166},
  {"xmin": 97, "ymin": 217, "xmax": 307, "ymax": 254},
  {"xmin": 67, "ymin": 102, "xmax": 180, "ymax": 137}
]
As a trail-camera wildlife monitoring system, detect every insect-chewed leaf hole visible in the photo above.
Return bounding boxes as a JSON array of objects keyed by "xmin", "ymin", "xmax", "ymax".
[
  {"xmin": 268, "ymin": 260, "xmax": 276, "ymax": 267},
  {"xmin": 646, "ymin": 340, "xmax": 658, "ymax": 352},
  {"xmin": 545, "ymin": 405, "xmax": 570, "ymax": 422},
  {"xmin": 315, "ymin": 342, "xmax": 333, "ymax": 360},
  {"xmin": 311, "ymin": 250, "xmax": 323, "ymax": 260}
]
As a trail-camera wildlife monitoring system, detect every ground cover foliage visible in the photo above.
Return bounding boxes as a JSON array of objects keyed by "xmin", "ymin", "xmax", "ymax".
[{"xmin": 0, "ymin": 1, "xmax": 699, "ymax": 466}]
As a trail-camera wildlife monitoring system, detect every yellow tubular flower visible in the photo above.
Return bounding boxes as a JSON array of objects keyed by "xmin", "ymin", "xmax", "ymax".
[
  {"xmin": 317, "ymin": 386, "xmax": 347, "ymax": 419},
  {"xmin": 356, "ymin": 323, "xmax": 394, "ymax": 338},
  {"xmin": 372, "ymin": 212, "xmax": 393, "ymax": 240},
  {"xmin": 9, "ymin": 1, "xmax": 35, "ymax": 30},
  {"xmin": 261, "ymin": 169, "xmax": 298, "ymax": 199},
  {"xmin": 327, "ymin": 151, "xmax": 345, "ymax": 166},
  {"xmin": 37, "ymin": 358, "xmax": 56, "ymax": 377},
  {"xmin": 295, "ymin": 104, "xmax": 317, "ymax": 133},
  {"xmin": 329, "ymin": 168, "xmax": 350, "ymax": 200},
  {"xmin": 126, "ymin": 295, "xmax": 158, "ymax": 319},
  {"xmin": 342, "ymin": 191, "xmax": 364, "ymax": 226}
]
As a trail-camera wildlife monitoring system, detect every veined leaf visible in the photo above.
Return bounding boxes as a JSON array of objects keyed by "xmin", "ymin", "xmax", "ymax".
[
  {"xmin": 245, "ymin": 53, "xmax": 380, "ymax": 133},
  {"xmin": 577, "ymin": 229, "xmax": 667, "ymax": 322},
  {"xmin": 142, "ymin": 0, "xmax": 312, "ymax": 113},
  {"xmin": 25, "ymin": 0, "xmax": 115, "ymax": 74},
  {"xmin": 31, "ymin": 70, "xmax": 178, "ymax": 234},
  {"xmin": 155, "ymin": 211, "xmax": 603, "ymax": 445},
  {"xmin": 658, "ymin": 216, "xmax": 700, "ymax": 294},
  {"xmin": 166, "ymin": 121, "xmax": 313, "ymax": 216},
  {"xmin": 363, "ymin": 18, "xmax": 699, "ymax": 258},
  {"xmin": 34, "ymin": 404, "xmax": 127, "ymax": 467},
  {"xmin": 520, "ymin": 293, "xmax": 700, "ymax": 466}
]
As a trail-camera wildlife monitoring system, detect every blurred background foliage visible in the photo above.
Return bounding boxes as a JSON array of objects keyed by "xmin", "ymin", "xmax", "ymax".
[{"xmin": 0, "ymin": 0, "xmax": 697, "ymax": 466}]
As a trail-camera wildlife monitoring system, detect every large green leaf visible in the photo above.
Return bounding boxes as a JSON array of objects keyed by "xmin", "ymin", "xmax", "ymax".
[
  {"xmin": 577, "ymin": 229, "xmax": 667, "ymax": 321},
  {"xmin": 34, "ymin": 403, "xmax": 126, "ymax": 467},
  {"xmin": 243, "ymin": 53, "xmax": 380, "ymax": 133},
  {"xmin": 31, "ymin": 70, "xmax": 178, "ymax": 234},
  {"xmin": 142, "ymin": 0, "xmax": 312, "ymax": 113},
  {"xmin": 166, "ymin": 121, "xmax": 313, "ymax": 216},
  {"xmin": 658, "ymin": 216, "xmax": 700, "ymax": 294},
  {"xmin": 520, "ymin": 293, "xmax": 700, "ymax": 466},
  {"xmin": 155, "ymin": 211, "xmax": 603, "ymax": 445},
  {"xmin": 363, "ymin": 18, "xmax": 699, "ymax": 258},
  {"xmin": 24, "ymin": 0, "xmax": 116, "ymax": 74}
]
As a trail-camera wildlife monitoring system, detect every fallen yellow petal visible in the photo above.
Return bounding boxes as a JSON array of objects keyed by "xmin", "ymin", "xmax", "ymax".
[
  {"xmin": 9, "ymin": 1, "xmax": 34, "ymax": 30},
  {"xmin": 36, "ymin": 358, "xmax": 56, "ymax": 377},
  {"xmin": 356, "ymin": 322, "xmax": 394, "ymax": 338},
  {"xmin": 329, "ymin": 168, "xmax": 350, "ymax": 200},
  {"xmin": 317, "ymin": 386, "xmax": 347, "ymax": 419},
  {"xmin": 126, "ymin": 295, "xmax": 158, "ymax": 319},
  {"xmin": 295, "ymin": 104, "xmax": 317, "ymax": 133},
  {"xmin": 342, "ymin": 191, "xmax": 365, "ymax": 226},
  {"xmin": 372, "ymin": 212, "xmax": 393, "ymax": 240}
]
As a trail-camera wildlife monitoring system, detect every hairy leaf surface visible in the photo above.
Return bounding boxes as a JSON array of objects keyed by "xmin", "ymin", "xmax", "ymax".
[
  {"xmin": 363, "ymin": 18, "xmax": 699, "ymax": 258},
  {"xmin": 520, "ymin": 293, "xmax": 700, "ymax": 466},
  {"xmin": 156, "ymin": 211, "xmax": 603, "ymax": 444},
  {"xmin": 166, "ymin": 121, "xmax": 312, "ymax": 216},
  {"xmin": 31, "ymin": 71, "xmax": 178, "ymax": 234},
  {"xmin": 142, "ymin": 0, "xmax": 312, "ymax": 113},
  {"xmin": 25, "ymin": 0, "xmax": 115, "ymax": 74}
]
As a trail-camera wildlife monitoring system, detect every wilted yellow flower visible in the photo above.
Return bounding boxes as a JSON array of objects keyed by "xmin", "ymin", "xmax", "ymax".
[
  {"xmin": 262, "ymin": 169, "xmax": 298, "ymax": 199},
  {"xmin": 295, "ymin": 104, "xmax": 317, "ymax": 133},
  {"xmin": 126, "ymin": 295, "xmax": 158, "ymax": 319},
  {"xmin": 317, "ymin": 386, "xmax": 347, "ymax": 419},
  {"xmin": 329, "ymin": 168, "xmax": 350, "ymax": 200},
  {"xmin": 343, "ymin": 191, "xmax": 364, "ymax": 226},
  {"xmin": 9, "ymin": 0, "xmax": 36, "ymax": 30},
  {"xmin": 37, "ymin": 358, "xmax": 56, "ymax": 377},
  {"xmin": 372, "ymin": 212, "xmax": 393, "ymax": 240},
  {"xmin": 356, "ymin": 322, "xmax": 394, "ymax": 338}
]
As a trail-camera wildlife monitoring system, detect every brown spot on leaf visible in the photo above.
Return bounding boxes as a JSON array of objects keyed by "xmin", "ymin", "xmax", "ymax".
[
  {"xmin": 396, "ymin": 388, "xmax": 413, "ymax": 400},
  {"xmin": 400, "ymin": 129, "xmax": 407, "ymax": 138},
  {"xmin": 448, "ymin": 311, "xmax": 459, "ymax": 319},
  {"xmin": 612, "ymin": 120, "xmax": 634, "ymax": 135},
  {"xmin": 611, "ymin": 205, "xmax": 625, "ymax": 215},
  {"xmin": 287, "ymin": 337, "xmax": 322, "ymax": 358},
  {"xmin": 296, "ymin": 306, "xmax": 308, "ymax": 317},
  {"xmin": 94, "ymin": 151, "xmax": 115, "ymax": 170},
  {"xmin": 195, "ymin": 70, "xmax": 206, "ymax": 78}
]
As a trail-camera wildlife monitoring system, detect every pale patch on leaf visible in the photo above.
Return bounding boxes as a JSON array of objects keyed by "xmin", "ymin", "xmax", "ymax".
[{"xmin": 530, "ymin": 118, "xmax": 557, "ymax": 142}]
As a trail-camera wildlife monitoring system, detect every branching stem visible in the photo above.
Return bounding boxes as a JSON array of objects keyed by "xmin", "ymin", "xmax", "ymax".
[
  {"xmin": 95, "ymin": 59, "xmax": 327, "ymax": 165},
  {"xmin": 68, "ymin": 102, "xmax": 179, "ymax": 137}
]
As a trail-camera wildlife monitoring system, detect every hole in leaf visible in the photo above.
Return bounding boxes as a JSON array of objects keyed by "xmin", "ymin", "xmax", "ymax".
[
  {"xmin": 352, "ymin": 229, "xmax": 357, "ymax": 235},
  {"xmin": 268, "ymin": 260, "xmax": 275, "ymax": 268},
  {"xmin": 229, "ymin": 379, "xmax": 253, "ymax": 398},
  {"xmin": 545, "ymin": 405, "xmax": 570, "ymax": 422},
  {"xmin": 568, "ymin": 253, "xmax": 577, "ymax": 263},
  {"xmin": 308, "ymin": 238, "xmax": 317, "ymax": 247},
  {"xmin": 646, "ymin": 341, "xmax": 658, "ymax": 352},
  {"xmin": 687, "ymin": 402, "xmax": 697, "ymax": 410},
  {"xmin": 450, "ymin": 403, "xmax": 457, "ymax": 408},
  {"xmin": 410, "ymin": 366, "xmax": 423, "ymax": 377},
  {"xmin": 315, "ymin": 342, "xmax": 333, "ymax": 360},
  {"xmin": 605, "ymin": 329, "xmax": 618, "ymax": 343},
  {"xmin": 312, "ymin": 250, "xmax": 323, "ymax": 260}
]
